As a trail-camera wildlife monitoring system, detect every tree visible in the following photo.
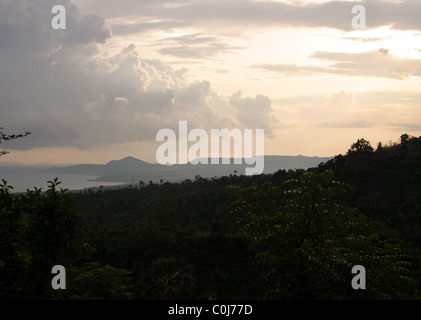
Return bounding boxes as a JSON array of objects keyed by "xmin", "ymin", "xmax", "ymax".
[
  {"xmin": 65, "ymin": 262, "xmax": 134, "ymax": 300},
  {"xmin": 138, "ymin": 256, "xmax": 196, "ymax": 300},
  {"xmin": 400, "ymin": 133, "xmax": 410, "ymax": 144},
  {"xmin": 347, "ymin": 138, "xmax": 374, "ymax": 155},
  {"xmin": 229, "ymin": 170, "xmax": 416, "ymax": 299},
  {"xmin": 0, "ymin": 178, "xmax": 86, "ymax": 299},
  {"xmin": 0, "ymin": 126, "xmax": 30, "ymax": 157}
]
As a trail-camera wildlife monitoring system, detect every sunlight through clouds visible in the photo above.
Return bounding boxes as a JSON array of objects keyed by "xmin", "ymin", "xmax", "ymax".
[{"xmin": 1, "ymin": 0, "xmax": 421, "ymax": 164}]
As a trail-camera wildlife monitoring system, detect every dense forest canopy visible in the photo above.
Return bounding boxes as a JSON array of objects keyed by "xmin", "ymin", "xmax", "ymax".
[{"xmin": 1, "ymin": 134, "xmax": 421, "ymax": 299}]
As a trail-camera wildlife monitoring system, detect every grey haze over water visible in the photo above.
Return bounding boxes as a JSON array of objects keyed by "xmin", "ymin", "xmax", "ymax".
[
  {"xmin": 0, "ymin": 155, "xmax": 333, "ymax": 193},
  {"xmin": 0, "ymin": 165, "xmax": 123, "ymax": 193}
]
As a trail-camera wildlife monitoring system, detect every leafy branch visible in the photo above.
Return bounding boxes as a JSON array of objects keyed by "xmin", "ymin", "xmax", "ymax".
[{"xmin": 0, "ymin": 126, "xmax": 31, "ymax": 157}]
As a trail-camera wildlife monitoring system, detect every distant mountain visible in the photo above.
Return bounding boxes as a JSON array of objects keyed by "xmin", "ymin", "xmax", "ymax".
[
  {"xmin": 43, "ymin": 155, "xmax": 332, "ymax": 183},
  {"xmin": 43, "ymin": 163, "xmax": 104, "ymax": 176}
]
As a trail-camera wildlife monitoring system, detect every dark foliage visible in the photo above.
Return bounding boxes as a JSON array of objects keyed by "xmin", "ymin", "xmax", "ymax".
[{"xmin": 1, "ymin": 134, "xmax": 421, "ymax": 299}]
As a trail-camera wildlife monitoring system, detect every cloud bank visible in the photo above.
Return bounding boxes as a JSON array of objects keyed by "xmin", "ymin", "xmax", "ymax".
[
  {"xmin": 254, "ymin": 49, "xmax": 421, "ymax": 80},
  {"xmin": 0, "ymin": 0, "xmax": 276, "ymax": 151},
  {"xmin": 76, "ymin": 0, "xmax": 421, "ymax": 33}
]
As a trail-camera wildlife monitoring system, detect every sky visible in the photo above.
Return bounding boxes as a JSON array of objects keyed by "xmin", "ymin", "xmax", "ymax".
[{"xmin": 1, "ymin": 0, "xmax": 421, "ymax": 165}]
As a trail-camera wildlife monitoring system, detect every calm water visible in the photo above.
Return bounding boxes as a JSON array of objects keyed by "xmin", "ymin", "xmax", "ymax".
[{"xmin": 0, "ymin": 165, "xmax": 124, "ymax": 193}]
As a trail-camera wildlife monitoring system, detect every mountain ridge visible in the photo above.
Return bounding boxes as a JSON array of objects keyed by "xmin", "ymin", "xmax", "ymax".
[{"xmin": 43, "ymin": 155, "xmax": 333, "ymax": 183}]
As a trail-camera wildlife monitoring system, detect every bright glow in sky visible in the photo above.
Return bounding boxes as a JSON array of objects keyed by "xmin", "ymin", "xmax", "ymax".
[{"xmin": 1, "ymin": 0, "xmax": 421, "ymax": 165}]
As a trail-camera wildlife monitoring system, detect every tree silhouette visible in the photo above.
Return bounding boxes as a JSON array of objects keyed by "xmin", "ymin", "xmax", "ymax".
[
  {"xmin": 400, "ymin": 133, "xmax": 410, "ymax": 144},
  {"xmin": 347, "ymin": 138, "xmax": 374, "ymax": 155},
  {"xmin": 0, "ymin": 178, "xmax": 85, "ymax": 299},
  {"xmin": 0, "ymin": 126, "xmax": 30, "ymax": 157}
]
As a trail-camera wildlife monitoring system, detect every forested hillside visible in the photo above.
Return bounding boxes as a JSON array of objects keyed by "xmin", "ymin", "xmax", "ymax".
[
  {"xmin": 313, "ymin": 134, "xmax": 421, "ymax": 244},
  {"xmin": 1, "ymin": 134, "xmax": 421, "ymax": 299}
]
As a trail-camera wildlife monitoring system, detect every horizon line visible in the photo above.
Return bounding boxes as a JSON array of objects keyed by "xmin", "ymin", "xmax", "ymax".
[{"xmin": 0, "ymin": 154, "xmax": 334, "ymax": 167}]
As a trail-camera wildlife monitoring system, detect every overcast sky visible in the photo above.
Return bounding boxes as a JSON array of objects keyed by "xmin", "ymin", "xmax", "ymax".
[{"xmin": 1, "ymin": 0, "xmax": 421, "ymax": 165}]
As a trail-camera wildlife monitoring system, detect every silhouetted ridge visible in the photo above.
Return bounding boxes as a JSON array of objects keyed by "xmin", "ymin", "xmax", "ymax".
[{"xmin": 43, "ymin": 155, "xmax": 332, "ymax": 183}]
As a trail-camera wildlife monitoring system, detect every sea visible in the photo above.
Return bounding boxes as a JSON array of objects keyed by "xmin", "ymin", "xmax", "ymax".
[{"xmin": 0, "ymin": 164, "xmax": 124, "ymax": 193}]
